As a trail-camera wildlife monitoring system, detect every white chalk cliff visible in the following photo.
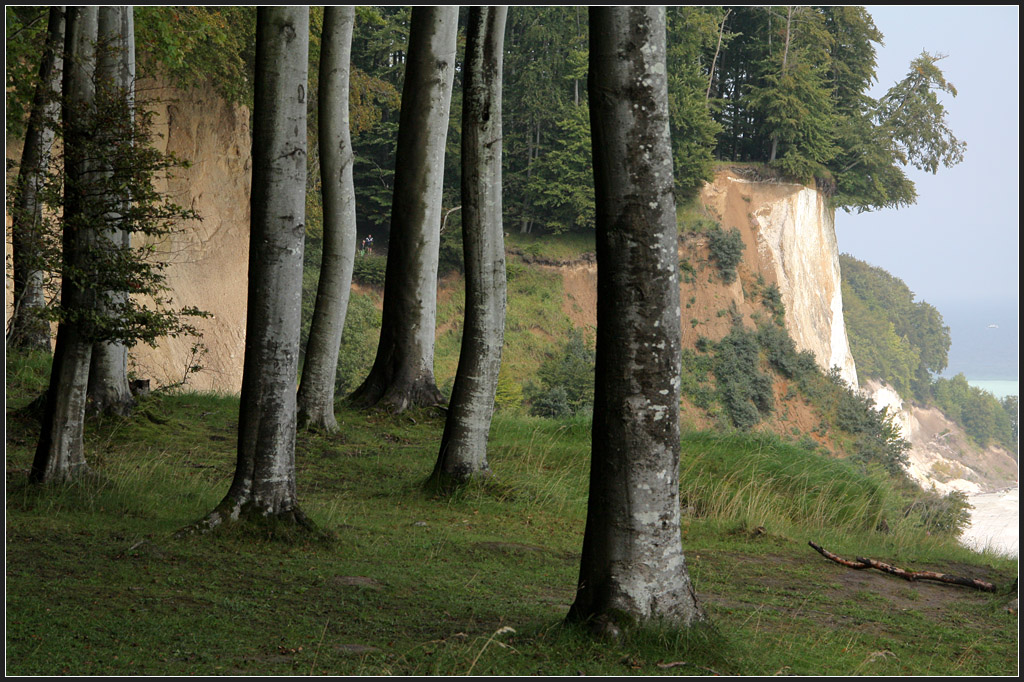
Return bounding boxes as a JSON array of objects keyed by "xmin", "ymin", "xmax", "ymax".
[{"xmin": 697, "ymin": 169, "xmax": 859, "ymax": 388}]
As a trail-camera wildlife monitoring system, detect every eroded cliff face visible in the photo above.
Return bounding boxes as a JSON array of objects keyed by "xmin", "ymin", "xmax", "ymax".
[
  {"xmin": 696, "ymin": 170, "xmax": 858, "ymax": 387},
  {"xmin": 125, "ymin": 80, "xmax": 253, "ymax": 393},
  {"xmin": 4, "ymin": 79, "xmax": 253, "ymax": 393}
]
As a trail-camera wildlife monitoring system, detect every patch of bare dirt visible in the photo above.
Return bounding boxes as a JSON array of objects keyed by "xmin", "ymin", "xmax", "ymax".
[
  {"xmin": 558, "ymin": 263, "xmax": 598, "ymax": 331},
  {"xmin": 696, "ymin": 547, "xmax": 1014, "ymax": 634},
  {"xmin": 332, "ymin": 576, "xmax": 384, "ymax": 590}
]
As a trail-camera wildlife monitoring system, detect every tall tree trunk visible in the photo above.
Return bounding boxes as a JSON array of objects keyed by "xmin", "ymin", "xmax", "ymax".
[
  {"xmin": 430, "ymin": 6, "xmax": 508, "ymax": 489},
  {"xmin": 7, "ymin": 6, "xmax": 64, "ymax": 353},
  {"xmin": 705, "ymin": 9, "xmax": 730, "ymax": 103},
  {"xmin": 195, "ymin": 7, "xmax": 312, "ymax": 528},
  {"xmin": 519, "ymin": 121, "xmax": 540, "ymax": 234},
  {"xmin": 349, "ymin": 7, "xmax": 457, "ymax": 413},
  {"xmin": 769, "ymin": 6, "xmax": 794, "ymax": 163},
  {"xmin": 297, "ymin": 6, "xmax": 357, "ymax": 433},
  {"xmin": 568, "ymin": 6, "xmax": 705, "ymax": 630},
  {"xmin": 87, "ymin": 5, "xmax": 135, "ymax": 416},
  {"xmin": 31, "ymin": 7, "xmax": 100, "ymax": 484}
]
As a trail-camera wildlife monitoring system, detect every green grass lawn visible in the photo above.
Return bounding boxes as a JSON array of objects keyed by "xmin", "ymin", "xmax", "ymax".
[{"xmin": 5, "ymin": 351, "xmax": 1018, "ymax": 675}]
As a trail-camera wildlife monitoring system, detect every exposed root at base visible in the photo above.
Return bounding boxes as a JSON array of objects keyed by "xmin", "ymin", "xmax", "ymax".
[{"xmin": 176, "ymin": 501, "xmax": 332, "ymax": 542}]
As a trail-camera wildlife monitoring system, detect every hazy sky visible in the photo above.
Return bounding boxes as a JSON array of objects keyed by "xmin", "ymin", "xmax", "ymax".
[{"xmin": 833, "ymin": 5, "xmax": 1020, "ymax": 308}]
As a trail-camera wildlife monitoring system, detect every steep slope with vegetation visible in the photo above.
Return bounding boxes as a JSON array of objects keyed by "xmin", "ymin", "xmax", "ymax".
[{"xmin": 308, "ymin": 169, "xmax": 909, "ymax": 490}]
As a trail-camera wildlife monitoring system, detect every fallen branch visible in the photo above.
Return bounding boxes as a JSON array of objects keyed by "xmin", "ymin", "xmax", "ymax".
[{"xmin": 809, "ymin": 541, "xmax": 996, "ymax": 592}]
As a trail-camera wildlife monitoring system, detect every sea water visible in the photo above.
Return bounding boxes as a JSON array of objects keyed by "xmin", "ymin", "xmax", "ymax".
[
  {"xmin": 966, "ymin": 379, "xmax": 1019, "ymax": 401},
  {"xmin": 939, "ymin": 297, "xmax": 1019, "ymax": 393}
]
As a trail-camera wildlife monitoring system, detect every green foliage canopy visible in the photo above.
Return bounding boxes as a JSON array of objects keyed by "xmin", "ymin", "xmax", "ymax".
[{"xmin": 708, "ymin": 7, "xmax": 964, "ymax": 211}]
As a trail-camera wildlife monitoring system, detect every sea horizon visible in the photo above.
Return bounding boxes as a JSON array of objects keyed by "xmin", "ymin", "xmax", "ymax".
[{"xmin": 934, "ymin": 296, "xmax": 1018, "ymax": 396}]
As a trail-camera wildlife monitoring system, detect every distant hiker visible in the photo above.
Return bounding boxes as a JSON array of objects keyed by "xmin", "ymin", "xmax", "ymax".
[{"xmin": 361, "ymin": 234, "xmax": 374, "ymax": 255}]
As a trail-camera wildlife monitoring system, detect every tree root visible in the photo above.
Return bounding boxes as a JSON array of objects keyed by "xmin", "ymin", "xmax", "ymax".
[
  {"xmin": 809, "ymin": 541, "xmax": 997, "ymax": 592},
  {"xmin": 176, "ymin": 500, "xmax": 331, "ymax": 542}
]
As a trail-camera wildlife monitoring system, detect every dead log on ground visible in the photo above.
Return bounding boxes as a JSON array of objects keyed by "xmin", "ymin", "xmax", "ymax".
[{"xmin": 809, "ymin": 541, "xmax": 997, "ymax": 592}]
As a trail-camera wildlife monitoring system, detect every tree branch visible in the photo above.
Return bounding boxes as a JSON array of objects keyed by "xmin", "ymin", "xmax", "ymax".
[{"xmin": 809, "ymin": 541, "xmax": 997, "ymax": 592}]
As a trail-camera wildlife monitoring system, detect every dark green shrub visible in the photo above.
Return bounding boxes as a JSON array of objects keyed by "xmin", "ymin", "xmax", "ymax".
[
  {"xmin": 707, "ymin": 226, "xmax": 744, "ymax": 283},
  {"xmin": 756, "ymin": 324, "xmax": 817, "ymax": 381},
  {"xmin": 904, "ymin": 489, "xmax": 973, "ymax": 538},
  {"xmin": 527, "ymin": 384, "xmax": 570, "ymax": 418},
  {"xmin": 438, "ymin": 221, "xmax": 464, "ymax": 275},
  {"xmin": 713, "ymin": 324, "xmax": 773, "ymax": 429},
  {"xmin": 525, "ymin": 328, "xmax": 595, "ymax": 418},
  {"xmin": 352, "ymin": 254, "xmax": 387, "ymax": 287},
  {"xmin": 679, "ymin": 258, "xmax": 695, "ymax": 283},
  {"xmin": 680, "ymin": 348, "xmax": 714, "ymax": 407},
  {"xmin": 825, "ymin": 369, "xmax": 910, "ymax": 476},
  {"xmin": 760, "ymin": 283, "xmax": 785, "ymax": 325},
  {"xmin": 505, "ymin": 261, "xmax": 525, "ymax": 282}
]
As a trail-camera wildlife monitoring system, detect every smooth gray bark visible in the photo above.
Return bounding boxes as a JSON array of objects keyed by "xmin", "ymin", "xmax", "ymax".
[
  {"xmin": 87, "ymin": 5, "xmax": 135, "ymax": 416},
  {"xmin": 568, "ymin": 7, "xmax": 705, "ymax": 629},
  {"xmin": 198, "ymin": 7, "xmax": 312, "ymax": 527},
  {"xmin": 349, "ymin": 6, "xmax": 457, "ymax": 413},
  {"xmin": 7, "ymin": 6, "xmax": 64, "ymax": 353},
  {"xmin": 297, "ymin": 6, "xmax": 357, "ymax": 433},
  {"xmin": 430, "ymin": 7, "xmax": 508, "ymax": 488},
  {"xmin": 31, "ymin": 7, "xmax": 99, "ymax": 484}
]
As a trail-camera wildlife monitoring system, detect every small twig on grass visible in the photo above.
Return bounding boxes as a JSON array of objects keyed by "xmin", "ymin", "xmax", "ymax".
[
  {"xmin": 309, "ymin": 618, "xmax": 330, "ymax": 676},
  {"xmin": 809, "ymin": 541, "xmax": 997, "ymax": 592},
  {"xmin": 656, "ymin": 660, "xmax": 722, "ymax": 676}
]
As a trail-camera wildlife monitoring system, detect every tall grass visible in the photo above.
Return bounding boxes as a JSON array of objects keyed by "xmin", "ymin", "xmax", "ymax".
[
  {"xmin": 678, "ymin": 431, "xmax": 895, "ymax": 536},
  {"xmin": 488, "ymin": 413, "xmax": 590, "ymax": 515}
]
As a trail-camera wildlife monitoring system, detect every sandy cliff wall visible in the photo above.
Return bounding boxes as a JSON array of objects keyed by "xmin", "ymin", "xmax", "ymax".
[
  {"xmin": 5, "ymin": 79, "xmax": 252, "ymax": 393},
  {"xmin": 124, "ymin": 80, "xmax": 253, "ymax": 393},
  {"xmin": 6, "ymin": 121, "xmax": 854, "ymax": 400}
]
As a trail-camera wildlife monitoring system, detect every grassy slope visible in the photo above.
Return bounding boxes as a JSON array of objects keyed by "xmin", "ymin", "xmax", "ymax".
[{"xmin": 5, "ymin": 351, "xmax": 1018, "ymax": 676}]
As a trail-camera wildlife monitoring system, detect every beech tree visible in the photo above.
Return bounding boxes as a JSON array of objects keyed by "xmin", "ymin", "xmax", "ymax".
[
  {"xmin": 567, "ymin": 7, "xmax": 705, "ymax": 630},
  {"xmin": 349, "ymin": 6, "xmax": 458, "ymax": 412},
  {"xmin": 31, "ymin": 6, "xmax": 100, "ymax": 484},
  {"xmin": 193, "ymin": 7, "xmax": 312, "ymax": 528},
  {"xmin": 7, "ymin": 6, "xmax": 64, "ymax": 352},
  {"xmin": 429, "ymin": 7, "xmax": 508, "ymax": 488},
  {"xmin": 297, "ymin": 6, "xmax": 358, "ymax": 433},
  {"xmin": 30, "ymin": 6, "xmax": 204, "ymax": 484},
  {"xmin": 87, "ymin": 5, "xmax": 136, "ymax": 416}
]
